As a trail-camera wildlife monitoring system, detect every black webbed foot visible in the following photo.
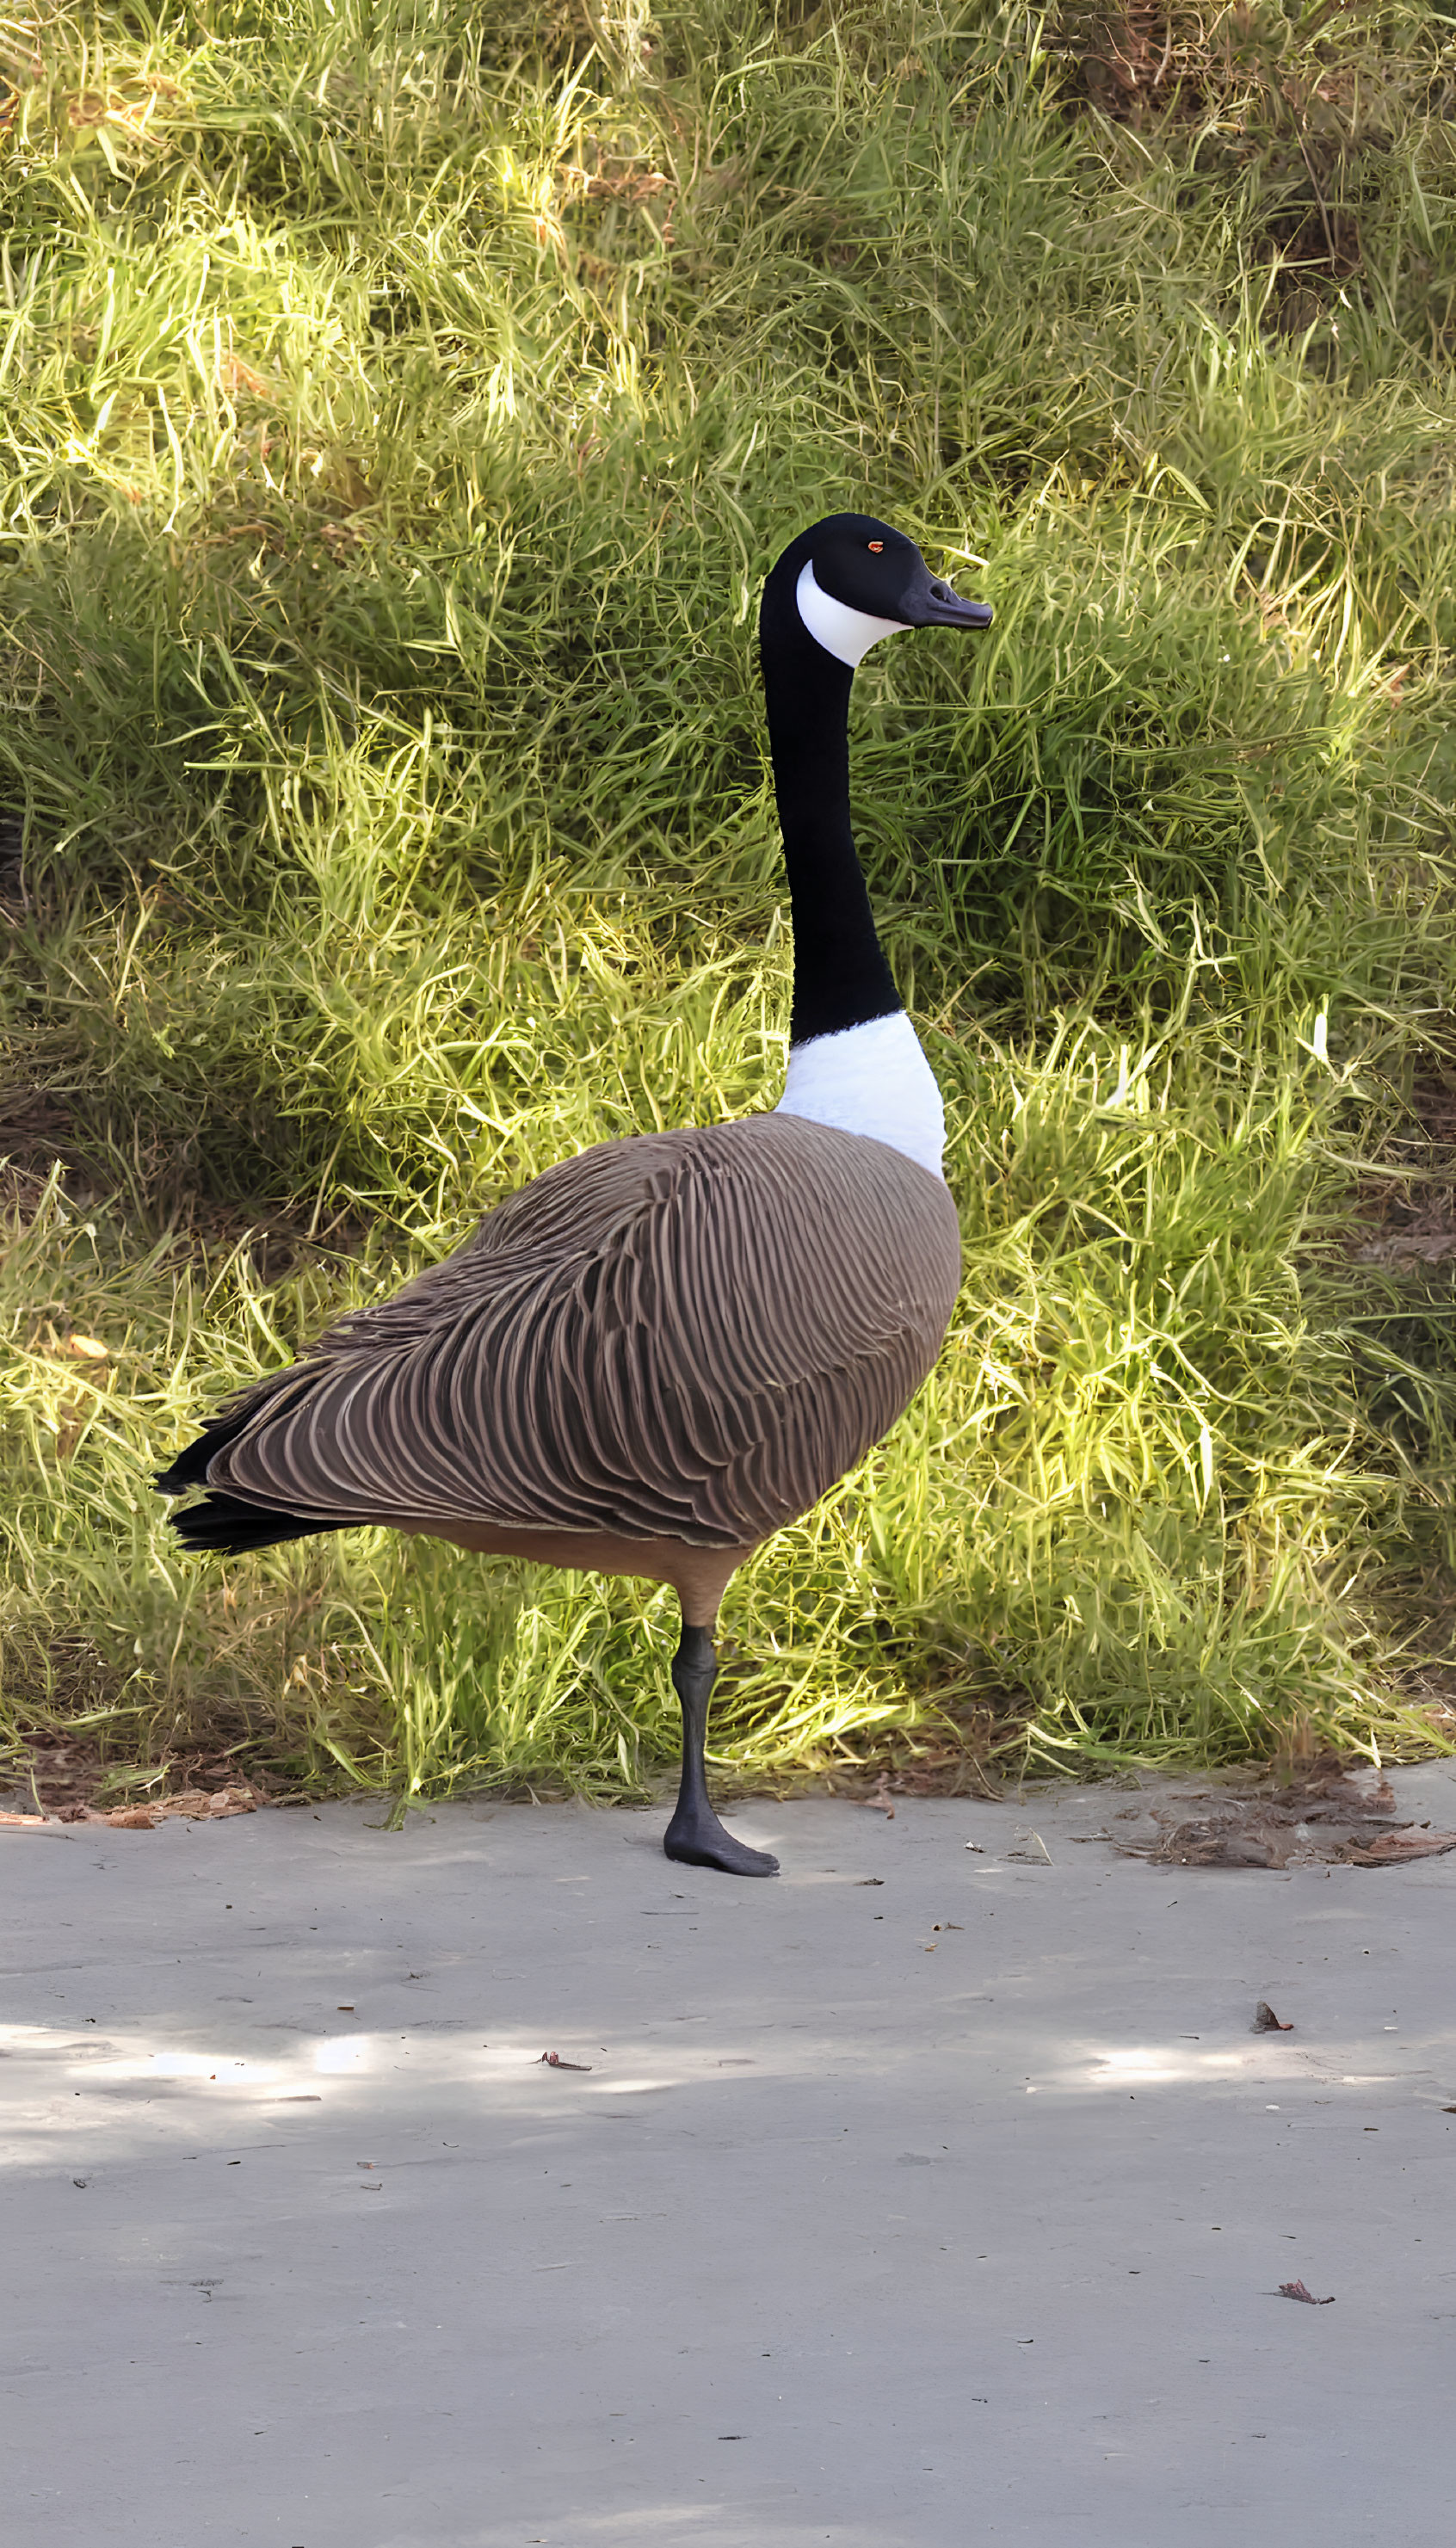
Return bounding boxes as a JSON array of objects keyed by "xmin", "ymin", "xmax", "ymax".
[{"xmin": 663, "ymin": 1804, "xmax": 779, "ymax": 1879}]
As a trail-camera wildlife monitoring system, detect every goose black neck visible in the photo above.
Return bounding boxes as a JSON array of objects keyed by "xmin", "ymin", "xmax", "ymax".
[{"xmin": 759, "ymin": 541, "xmax": 900, "ymax": 1047}]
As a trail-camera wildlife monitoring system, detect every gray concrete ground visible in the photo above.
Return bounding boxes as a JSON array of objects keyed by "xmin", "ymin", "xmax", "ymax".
[{"xmin": 3, "ymin": 1770, "xmax": 1456, "ymax": 2547}]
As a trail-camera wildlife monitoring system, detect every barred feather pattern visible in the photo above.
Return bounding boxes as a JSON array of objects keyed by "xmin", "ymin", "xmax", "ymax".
[{"xmin": 188, "ymin": 1114, "xmax": 960, "ymax": 1552}]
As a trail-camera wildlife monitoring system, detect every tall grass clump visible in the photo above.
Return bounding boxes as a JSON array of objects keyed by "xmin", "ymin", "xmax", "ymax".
[{"xmin": 3, "ymin": 0, "xmax": 1456, "ymax": 1805}]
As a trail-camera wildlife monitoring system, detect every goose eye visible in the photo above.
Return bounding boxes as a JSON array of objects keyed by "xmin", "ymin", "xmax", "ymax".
[{"xmin": 867, "ymin": 540, "xmax": 883, "ymax": 552}]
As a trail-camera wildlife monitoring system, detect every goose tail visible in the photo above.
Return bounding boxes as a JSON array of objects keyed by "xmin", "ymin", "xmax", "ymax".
[
  {"xmin": 157, "ymin": 1410, "xmax": 336, "ymax": 1555},
  {"xmin": 162, "ymin": 1488, "xmax": 334, "ymax": 1556}
]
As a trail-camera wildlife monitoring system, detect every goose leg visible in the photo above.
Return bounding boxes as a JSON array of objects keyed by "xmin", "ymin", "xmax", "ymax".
[{"xmin": 663, "ymin": 1619, "xmax": 779, "ymax": 1878}]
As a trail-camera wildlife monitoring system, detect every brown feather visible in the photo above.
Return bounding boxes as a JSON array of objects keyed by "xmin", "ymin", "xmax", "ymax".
[{"xmin": 201, "ymin": 1114, "xmax": 959, "ymax": 1555}]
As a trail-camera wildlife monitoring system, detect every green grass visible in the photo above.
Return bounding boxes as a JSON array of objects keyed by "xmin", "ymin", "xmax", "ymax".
[{"xmin": 3, "ymin": 0, "xmax": 1456, "ymax": 1807}]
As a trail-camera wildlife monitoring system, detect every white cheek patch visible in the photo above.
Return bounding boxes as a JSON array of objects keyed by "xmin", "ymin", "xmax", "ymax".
[
  {"xmin": 776, "ymin": 1009, "xmax": 947, "ymax": 1181},
  {"xmin": 796, "ymin": 558, "xmax": 907, "ymax": 668}
]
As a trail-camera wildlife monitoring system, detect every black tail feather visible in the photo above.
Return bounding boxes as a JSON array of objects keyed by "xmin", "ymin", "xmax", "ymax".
[
  {"xmin": 154, "ymin": 1412, "xmax": 255, "ymax": 1497},
  {"xmin": 157, "ymin": 1409, "xmax": 336, "ymax": 1556},
  {"xmin": 165, "ymin": 1491, "xmax": 336, "ymax": 1557}
]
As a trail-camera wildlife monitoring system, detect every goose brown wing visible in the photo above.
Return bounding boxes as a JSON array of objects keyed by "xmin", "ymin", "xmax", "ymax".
[{"xmin": 202, "ymin": 1114, "xmax": 960, "ymax": 1547}]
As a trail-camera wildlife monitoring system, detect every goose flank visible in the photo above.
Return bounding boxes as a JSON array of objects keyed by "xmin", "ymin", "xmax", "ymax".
[{"xmin": 157, "ymin": 514, "xmax": 992, "ymax": 1876}]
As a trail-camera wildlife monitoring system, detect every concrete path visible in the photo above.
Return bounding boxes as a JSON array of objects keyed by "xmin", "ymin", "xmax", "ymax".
[{"xmin": 4, "ymin": 1770, "xmax": 1455, "ymax": 2546}]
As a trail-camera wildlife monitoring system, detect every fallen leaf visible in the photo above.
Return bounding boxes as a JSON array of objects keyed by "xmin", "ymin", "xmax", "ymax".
[
  {"xmin": 1104, "ymin": 1757, "xmax": 1453, "ymax": 1870},
  {"xmin": 1254, "ymin": 2002, "xmax": 1293, "ymax": 2033},
  {"xmin": 1346, "ymin": 1829, "xmax": 1456, "ymax": 1866},
  {"xmin": 65, "ymin": 1332, "xmax": 108, "ymax": 1360},
  {"xmin": 854, "ymin": 1877, "xmax": 885, "ymax": 1886},
  {"xmin": 32, "ymin": 1787, "xmax": 260, "ymax": 1829},
  {"xmin": 581, "ymin": 165, "xmax": 670, "ymax": 203},
  {"xmin": 54, "ymin": 1402, "xmax": 85, "ymax": 1459},
  {"xmin": 163, "ymin": 1786, "xmax": 258, "ymax": 1820},
  {"xmin": 540, "ymin": 2051, "xmax": 592, "ymax": 2071},
  {"xmin": 1279, "ymin": 2279, "xmax": 1334, "ymax": 2304},
  {"xmin": 218, "ymin": 350, "xmax": 275, "ymax": 399}
]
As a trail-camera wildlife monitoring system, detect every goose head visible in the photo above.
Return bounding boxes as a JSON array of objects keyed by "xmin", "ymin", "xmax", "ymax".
[{"xmin": 773, "ymin": 512, "xmax": 992, "ymax": 669}]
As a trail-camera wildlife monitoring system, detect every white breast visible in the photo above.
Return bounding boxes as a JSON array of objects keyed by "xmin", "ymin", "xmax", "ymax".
[{"xmin": 775, "ymin": 1009, "xmax": 947, "ymax": 1181}]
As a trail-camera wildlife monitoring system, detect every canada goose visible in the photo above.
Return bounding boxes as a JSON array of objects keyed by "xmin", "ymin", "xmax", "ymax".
[{"xmin": 157, "ymin": 513, "xmax": 991, "ymax": 1877}]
